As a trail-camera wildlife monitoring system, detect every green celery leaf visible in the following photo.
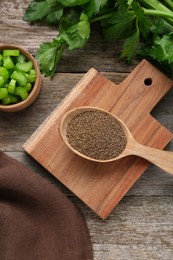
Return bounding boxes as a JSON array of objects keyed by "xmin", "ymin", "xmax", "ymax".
[
  {"xmin": 150, "ymin": 33, "xmax": 173, "ymax": 64},
  {"xmin": 103, "ymin": 12, "xmax": 135, "ymax": 40},
  {"xmin": 86, "ymin": 0, "xmax": 109, "ymax": 17},
  {"xmin": 23, "ymin": 1, "xmax": 49, "ymax": 21},
  {"xmin": 61, "ymin": 12, "xmax": 90, "ymax": 49},
  {"xmin": 77, "ymin": 13, "xmax": 90, "ymax": 39},
  {"xmin": 47, "ymin": 0, "xmax": 63, "ymax": 9},
  {"xmin": 23, "ymin": 0, "xmax": 64, "ymax": 23},
  {"xmin": 121, "ymin": 29, "xmax": 139, "ymax": 62},
  {"xmin": 58, "ymin": 0, "xmax": 89, "ymax": 7},
  {"xmin": 131, "ymin": 1, "xmax": 152, "ymax": 38},
  {"xmin": 59, "ymin": 8, "xmax": 81, "ymax": 32},
  {"xmin": 66, "ymin": 24, "xmax": 78, "ymax": 34},
  {"xmin": 150, "ymin": 19, "xmax": 173, "ymax": 36},
  {"xmin": 45, "ymin": 8, "xmax": 64, "ymax": 24},
  {"xmin": 36, "ymin": 38, "xmax": 66, "ymax": 76},
  {"xmin": 61, "ymin": 32, "xmax": 87, "ymax": 49},
  {"xmin": 116, "ymin": 0, "xmax": 129, "ymax": 13}
]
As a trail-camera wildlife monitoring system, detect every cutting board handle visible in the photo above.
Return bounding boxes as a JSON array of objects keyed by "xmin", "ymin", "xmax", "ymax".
[{"xmin": 120, "ymin": 60, "xmax": 173, "ymax": 114}]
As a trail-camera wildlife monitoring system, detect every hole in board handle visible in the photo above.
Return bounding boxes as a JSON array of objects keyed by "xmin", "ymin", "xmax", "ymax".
[{"xmin": 144, "ymin": 78, "xmax": 152, "ymax": 86}]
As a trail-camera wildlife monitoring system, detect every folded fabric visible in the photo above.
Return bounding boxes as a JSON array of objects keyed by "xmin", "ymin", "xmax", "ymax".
[{"xmin": 0, "ymin": 151, "xmax": 93, "ymax": 260}]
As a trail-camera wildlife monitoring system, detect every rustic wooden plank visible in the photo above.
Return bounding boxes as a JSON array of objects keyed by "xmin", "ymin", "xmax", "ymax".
[
  {"xmin": 1, "ymin": 0, "xmax": 173, "ymax": 258},
  {"xmin": 6, "ymin": 151, "xmax": 173, "ymax": 198},
  {"xmin": 75, "ymin": 196, "xmax": 173, "ymax": 259}
]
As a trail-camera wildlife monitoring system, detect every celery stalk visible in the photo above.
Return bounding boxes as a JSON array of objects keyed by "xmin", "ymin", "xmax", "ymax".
[
  {"xmin": 8, "ymin": 79, "xmax": 16, "ymax": 94},
  {"xmin": 11, "ymin": 71, "xmax": 28, "ymax": 86},
  {"xmin": 3, "ymin": 56, "xmax": 15, "ymax": 70},
  {"xmin": 2, "ymin": 94, "xmax": 19, "ymax": 105},
  {"xmin": 0, "ymin": 67, "xmax": 9, "ymax": 82},
  {"xmin": 0, "ymin": 76, "xmax": 5, "ymax": 88},
  {"xmin": 13, "ymin": 87, "xmax": 28, "ymax": 100},
  {"xmin": 0, "ymin": 88, "xmax": 8, "ymax": 99},
  {"xmin": 3, "ymin": 49, "xmax": 20, "ymax": 57},
  {"xmin": 16, "ymin": 61, "xmax": 33, "ymax": 72},
  {"xmin": 163, "ymin": 0, "xmax": 173, "ymax": 10},
  {"xmin": 139, "ymin": 0, "xmax": 173, "ymax": 25}
]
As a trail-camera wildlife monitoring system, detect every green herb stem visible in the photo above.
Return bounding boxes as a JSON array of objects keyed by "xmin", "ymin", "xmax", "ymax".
[
  {"xmin": 163, "ymin": 0, "xmax": 173, "ymax": 10},
  {"xmin": 142, "ymin": 8, "xmax": 173, "ymax": 22},
  {"xmin": 50, "ymin": 42, "xmax": 66, "ymax": 77},
  {"xmin": 91, "ymin": 12, "xmax": 115, "ymax": 23},
  {"xmin": 139, "ymin": 0, "xmax": 172, "ymax": 13},
  {"xmin": 91, "ymin": 2, "xmax": 173, "ymax": 24}
]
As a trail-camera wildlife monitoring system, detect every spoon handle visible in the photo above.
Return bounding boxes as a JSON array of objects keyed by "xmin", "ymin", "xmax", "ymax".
[{"xmin": 129, "ymin": 142, "xmax": 173, "ymax": 175}]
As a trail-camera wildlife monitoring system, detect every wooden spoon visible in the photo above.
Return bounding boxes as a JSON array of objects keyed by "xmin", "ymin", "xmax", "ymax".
[{"xmin": 60, "ymin": 106, "xmax": 173, "ymax": 175}]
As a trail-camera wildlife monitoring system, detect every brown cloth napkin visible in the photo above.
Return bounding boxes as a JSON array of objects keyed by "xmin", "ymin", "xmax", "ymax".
[{"xmin": 0, "ymin": 151, "xmax": 93, "ymax": 260}]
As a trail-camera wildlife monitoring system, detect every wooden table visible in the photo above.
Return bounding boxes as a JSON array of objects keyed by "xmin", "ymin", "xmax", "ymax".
[{"xmin": 1, "ymin": 1, "xmax": 173, "ymax": 259}]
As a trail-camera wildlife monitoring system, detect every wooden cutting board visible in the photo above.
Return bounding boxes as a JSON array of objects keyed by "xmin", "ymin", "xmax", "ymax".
[{"xmin": 23, "ymin": 60, "xmax": 173, "ymax": 219}]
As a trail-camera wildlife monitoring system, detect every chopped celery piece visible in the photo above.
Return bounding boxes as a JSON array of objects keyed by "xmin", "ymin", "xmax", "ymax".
[
  {"xmin": 28, "ymin": 69, "xmax": 36, "ymax": 83},
  {"xmin": 8, "ymin": 79, "xmax": 16, "ymax": 94},
  {"xmin": 25, "ymin": 73, "xmax": 29, "ymax": 80},
  {"xmin": 16, "ymin": 61, "xmax": 33, "ymax": 72},
  {"xmin": 11, "ymin": 71, "xmax": 28, "ymax": 86},
  {"xmin": 0, "ymin": 67, "xmax": 9, "ymax": 82},
  {"xmin": 14, "ymin": 86, "xmax": 28, "ymax": 100},
  {"xmin": 3, "ymin": 49, "xmax": 20, "ymax": 57},
  {"xmin": 0, "ymin": 88, "xmax": 8, "ymax": 99},
  {"xmin": 16, "ymin": 54, "xmax": 26, "ymax": 64},
  {"xmin": 0, "ymin": 76, "xmax": 5, "ymax": 87},
  {"xmin": 25, "ymin": 82, "xmax": 32, "ymax": 92},
  {"xmin": 2, "ymin": 93, "xmax": 19, "ymax": 105},
  {"xmin": 3, "ymin": 56, "xmax": 15, "ymax": 70}
]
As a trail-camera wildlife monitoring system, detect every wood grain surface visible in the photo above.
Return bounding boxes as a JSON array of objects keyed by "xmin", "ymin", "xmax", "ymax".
[
  {"xmin": 0, "ymin": 0, "xmax": 173, "ymax": 259},
  {"xmin": 23, "ymin": 60, "xmax": 173, "ymax": 219}
]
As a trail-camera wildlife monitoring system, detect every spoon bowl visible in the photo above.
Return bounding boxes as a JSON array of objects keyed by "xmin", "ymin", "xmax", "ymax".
[{"xmin": 60, "ymin": 106, "xmax": 173, "ymax": 175}]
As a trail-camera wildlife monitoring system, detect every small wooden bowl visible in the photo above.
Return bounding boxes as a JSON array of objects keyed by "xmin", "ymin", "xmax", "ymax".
[{"xmin": 0, "ymin": 44, "xmax": 42, "ymax": 112}]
